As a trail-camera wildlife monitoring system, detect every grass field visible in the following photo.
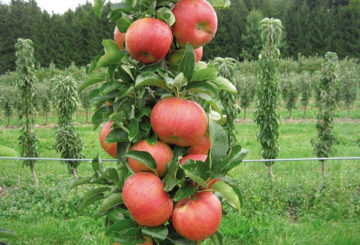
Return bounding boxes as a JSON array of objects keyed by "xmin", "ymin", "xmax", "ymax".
[{"xmin": 1, "ymin": 121, "xmax": 360, "ymax": 244}]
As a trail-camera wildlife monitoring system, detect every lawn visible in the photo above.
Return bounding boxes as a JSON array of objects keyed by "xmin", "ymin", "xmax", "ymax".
[{"xmin": 1, "ymin": 121, "xmax": 360, "ymax": 244}]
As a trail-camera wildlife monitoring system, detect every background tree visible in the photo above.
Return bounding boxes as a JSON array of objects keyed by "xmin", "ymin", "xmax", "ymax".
[
  {"xmin": 338, "ymin": 61, "xmax": 357, "ymax": 118},
  {"xmin": 282, "ymin": 73, "xmax": 299, "ymax": 119},
  {"xmin": 255, "ymin": 18, "xmax": 283, "ymax": 182},
  {"xmin": 235, "ymin": 72, "xmax": 256, "ymax": 119},
  {"xmin": 312, "ymin": 52, "xmax": 338, "ymax": 179},
  {"xmin": 38, "ymin": 86, "xmax": 51, "ymax": 125},
  {"xmin": 15, "ymin": 38, "xmax": 40, "ymax": 186},
  {"xmin": 299, "ymin": 72, "xmax": 313, "ymax": 119},
  {"xmin": 241, "ymin": 9, "xmax": 263, "ymax": 60},
  {"xmin": 53, "ymin": 74, "xmax": 84, "ymax": 178},
  {"xmin": 80, "ymin": 88, "xmax": 90, "ymax": 124},
  {"xmin": 0, "ymin": 87, "xmax": 15, "ymax": 127}
]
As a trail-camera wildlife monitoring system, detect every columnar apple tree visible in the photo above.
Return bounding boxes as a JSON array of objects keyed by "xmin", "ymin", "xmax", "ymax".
[
  {"xmin": 72, "ymin": 0, "xmax": 247, "ymax": 244},
  {"xmin": 15, "ymin": 38, "xmax": 40, "ymax": 187},
  {"xmin": 255, "ymin": 18, "xmax": 283, "ymax": 182}
]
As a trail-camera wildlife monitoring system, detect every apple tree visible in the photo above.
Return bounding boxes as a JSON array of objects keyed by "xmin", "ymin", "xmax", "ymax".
[
  {"xmin": 15, "ymin": 38, "xmax": 40, "ymax": 187},
  {"xmin": 70, "ymin": 0, "xmax": 248, "ymax": 244}
]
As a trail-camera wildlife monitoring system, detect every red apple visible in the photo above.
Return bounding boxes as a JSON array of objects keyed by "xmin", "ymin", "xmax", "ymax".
[
  {"xmin": 113, "ymin": 236, "xmax": 152, "ymax": 245},
  {"xmin": 180, "ymin": 154, "xmax": 207, "ymax": 164},
  {"xmin": 128, "ymin": 139, "xmax": 173, "ymax": 176},
  {"xmin": 189, "ymin": 134, "xmax": 211, "ymax": 155},
  {"xmin": 114, "ymin": 26, "xmax": 125, "ymax": 50},
  {"xmin": 172, "ymin": 0, "xmax": 218, "ymax": 48},
  {"xmin": 150, "ymin": 97, "xmax": 208, "ymax": 147},
  {"xmin": 172, "ymin": 191, "xmax": 222, "ymax": 241},
  {"xmin": 122, "ymin": 172, "xmax": 173, "ymax": 227},
  {"xmin": 99, "ymin": 121, "xmax": 117, "ymax": 158},
  {"xmin": 125, "ymin": 18, "xmax": 173, "ymax": 63},
  {"xmin": 194, "ymin": 46, "xmax": 203, "ymax": 62}
]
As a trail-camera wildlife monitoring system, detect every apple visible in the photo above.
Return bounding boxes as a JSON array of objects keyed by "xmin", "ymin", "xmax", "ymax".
[
  {"xmin": 99, "ymin": 121, "xmax": 117, "ymax": 158},
  {"xmin": 180, "ymin": 154, "xmax": 207, "ymax": 164},
  {"xmin": 128, "ymin": 139, "xmax": 173, "ymax": 176},
  {"xmin": 194, "ymin": 46, "xmax": 203, "ymax": 62},
  {"xmin": 122, "ymin": 172, "xmax": 173, "ymax": 227},
  {"xmin": 150, "ymin": 97, "xmax": 208, "ymax": 147},
  {"xmin": 189, "ymin": 134, "xmax": 211, "ymax": 155},
  {"xmin": 114, "ymin": 26, "xmax": 125, "ymax": 50},
  {"xmin": 172, "ymin": 191, "xmax": 222, "ymax": 241},
  {"xmin": 113, "ymin": 236, "xmax": 152, "ymax": 245},
  {"xmin": 172, "ymin": 0, "xmax": 218, "ymax": 48},
  {"xmin": 125, "ymin": 18, "xmax": 173, "ymax": 63}
]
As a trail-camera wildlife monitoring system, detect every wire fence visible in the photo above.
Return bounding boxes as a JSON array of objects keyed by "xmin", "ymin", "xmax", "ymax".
[{"xmin": 1, "ymin": 156, "xmax": 360, "ymax": 163}]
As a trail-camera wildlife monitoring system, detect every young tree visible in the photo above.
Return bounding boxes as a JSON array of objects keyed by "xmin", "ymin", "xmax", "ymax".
[
  {"xmin": 299, "ymin": 72, "xmax": 312, "ymax": 119},
  {"xmin": 53, "ymin": 74, "xmax": 84, "ymax": 178},
  {"xmin": 235, "ymin": 72, "xmax": 256, "ymax": 119},
  {"xmin": 339, "ymin": 68, "xmax": 357, "ymax": 118},
  {"xmin": 80, "ymin": 88, "xmax": 90, "ymax": 124},
  {"xmin": 255, "ymin": 18, "xmax": 283, "ymax": 182},
  {"xmin": 312, "ymin": 52, "xmax": 338, "ymax": 179},
  {"xmin": 282, "ymin": 73, "xmax": 299, "ymax": 119},
  {"xmin": 0, "ymin": 88, "xmax": 14, "ymax": 127},
  {"xmin": 15, "ymin": 38, "xmax": 40, "ymax": 186}
]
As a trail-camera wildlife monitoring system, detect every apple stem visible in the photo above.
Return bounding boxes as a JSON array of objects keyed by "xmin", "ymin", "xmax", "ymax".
[{"xmin": 196, "ymin": 241, "xmax": 202, "ymax": 245}]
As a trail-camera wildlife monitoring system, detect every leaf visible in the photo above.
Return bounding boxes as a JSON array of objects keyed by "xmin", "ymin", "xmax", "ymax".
[
  {"xmin": 173, "ymin": 72, "xmax": 187, "ymax": 91},
  {"xmin": 141, "ymin": 226, "xmax": 168, "ymax": 241},
  {"xmin": 220, "ymin": 145, "xmax": 249, "ymax": 173},
  {"xmin": 173, "ymin": 183, "xmax": 197, "ymax": 202},
  {"xmin": 79, "ymin": 187, "xmax": 110, "ymax": 211},
  {"xmin": 117, "ymin": 14, "xmax": 133, "ymax": 33},
  {"xmin": 135, "ymin": 71, "xmax": 168, "ymax": 89},
  {"xmin": 97, "ymin": 193, "xmax": 123, "ymax": 217},
  {"xmin": 186, "ymin": 81, "xmax": 218, "ymax": 99},
  {"xmin": 92, "ymin": 106, "xmax": 109, "ymax": 129},
  {"xmin": 191, "ymin": 67, "xmax": 218, "ymax": 82},
  {"xmin": 179, "ymin": 43, "xmax": 195, "ymax": 81},
  {"xmin": 102, "ymin": 167, "xmax": 120, "ymax": 184},
  {"xmin": 105, "ymin": 128, "xmax": 128, "ymax": 143},
  {"xmin": 107, "ymin": 208, "xmax": 127, "ymax": 222},
  {"xmin": 79, "ymin": 70, "xmax": 107, "ymax": 93},
  {"xmin": 106, "ymin": 218, "xmax": 139, "ymax": 235},
  {"xmin": 92, "ymin": 155, "xmax": 105, "ymax": 173},
  {"xmin": 211, "ymin": 181, "xmax": 241, "ymax": 211},
  {"xmin": 180, "ymin": 165, "xmax": 208, "ymax": 188},
  {"xmin": 209, "ymin": 231, "xmax": 223, "ymax": 245},
  {"xmin": 208, "ymin": 0, "xmax": 231, "ymax": 9},
  {"xmin": 125, "ymin": 151, "xmax": 157, "ymax": 172},
  {"xmin": 163, "ymin": 161, "xmax": 179, "ymax": 192},
  {"xmin": 94, "ymin": 0, "xmax": 105, "ymax": 17},
  {"xmin": 0, "ymin": 228, "xmax": 17, "ymax": 239},
  {"xmin": 68, "ymin": 176, "xmax": 92, "ymax": 191},
  {"xmin": 128, "ymin": 118, "xmax": 139, "ymax": 142},
  {"xmin": 96, "ymin": 40, "xmax": 123, "ymax": 69},
  {"xmin": 156, "ymin": 7, "xmax": 176, "ymax": 26},
  {"xmin": 211, "ymin": 76, "xmax": 237, "ymax": 94},
  {"xmin": 209, "ymin": 120, "xmax": 229, "ymax": 167}
]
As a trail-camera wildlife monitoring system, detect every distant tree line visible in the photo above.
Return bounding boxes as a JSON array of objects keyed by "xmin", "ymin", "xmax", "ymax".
[{"xmin": 1, "ymin": 0, "xmax": 360, "ymax": 74}]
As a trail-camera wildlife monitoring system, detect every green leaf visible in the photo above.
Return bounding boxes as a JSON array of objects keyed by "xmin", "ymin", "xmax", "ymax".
[
  {"xmin": 180, "ymin": 164, "xmax": 208, "ymax": 188},
  {"xmin": 209, "ymin": 120, "xmax": 229, "ymax": 166},
  {"xmin": 156, "ymin": 7, "xmax": 176, "ymax": 26},
  {"xmin": 173, "ymin": 72, "xmax": 187, "ymax": 90},
  {"xmin": 125, "ymin": 150, "xmax": 157, "ymax": 172},
  {"xmin": 96, "ymin": 40, "xmax": 123, "ymax": 69},
  {"xmin": 141, "ymin": 226, "xmax": 168, "ymax": 241},
  {"xmin": 0, "ymin": 228, "xmax": 17, "ymax": 239},
  {"xmin": 107, "ymin": 208, "xmax": 127, "ymax": 222},
  {"xmin": 117, "ymin": 14, "xmax": 133, "ymax": 33},
  {"xmin": 102, "ymin": 167, "xmax": 120, "ymax": 184},
  {"xmin": 208, "ymin": 0, "xmax": 231, "ymax": 9},
  {"xmin": 135, "ymin": 71, "xmax": 168, "ymax": 89},
  {"xmin": 79, "ymin": 70, "xmax": 107, "ymax": 93},
  {"xmin": 163, "ymin": 161, "xmax": 179, "ymax": 192},
  {"xmin": 173, "ymin": 183, "xmax": 197, "ymax": 202},
  {"xmin": 211, "ymin": 76, "xmax": 237, "ymax": 94},
  {"xmin": 191, "ymin": 67, "xmax": 218, "ymax": 82},
  {"xmin": 94, "ymin": 0, "xmax": 105, "ymax": 17},
  {"xmin": 220, "ymin": 145, "xmax": 248, "ymax": 173},
  {"xmin": 68, "ymin": 176, "xmax": 92, "ymax": 191},
  {"xmin": 186, "ymin": 81, "xmax": 218, "ymax": 99},
  {"xmin": 208, "ymin": 231, "xmax": 223, "ymax": 245},
  {"xmin": 92, "ymin": 106, "xmax": 109, "ymax": 129},
  {"xmin": 105, "ymin": 128, "xmax": 128, "ymax": 143},
  {"xmin": 98, "ymin": 193, "xmax": 123, "ymax": 217},
  {"xmin": 106, "ymin": 218, "xmax": 139, "ymax": 235},
  {"xmin": 179, "ymin": 43, "xmax": 195, "ymax": 81},
  {"xmin": 79, "ymin": 187, "xmax": 110, "ymax": 211},
  {"xmin": 211, "ymin": 181, "xmax": 241, "ymax": 211},
  {"xmin": 128, "ymin": 118, "xmax": 139, "ymax": 142}
]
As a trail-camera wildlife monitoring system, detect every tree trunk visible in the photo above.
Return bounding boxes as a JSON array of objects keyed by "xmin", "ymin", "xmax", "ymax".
[
  {"xmin": 289, "ymin": 109, "xmax": 292, "ymax": 119},
  {"xmin": 45, "ymin": 111, "xmax": 48, "ymax": 125},
  {"xmin": 73, "ymin": 168, "xmax": 78, "ymax": 179},
  {"xmin": 85, "ymin": 109, "xmax": 89, "ymax": 124},
  {"xmin": 321, "ymin": 160, "xmax": 326, "ymax": 179},
  {"xmin": 7, "ymin": 116, "xmax": 10, "ymax": 127},
  {"xmin": 32, "ymin": 166, "xmax": 39, "ymax": 187},
  {"xmin": 347, "ymin": 105, "xmax": 350, "ymax": 119},
  {"xmin": 243, "ymin": 108, "xmax": 247, "ymax": 120},
  {"xmin": 268, "ymin": 164, "xmax": 275, "ymax": 182},
  {"xmin": 303, "ymin": 105, "xmax": 307, "ymax": 119}
]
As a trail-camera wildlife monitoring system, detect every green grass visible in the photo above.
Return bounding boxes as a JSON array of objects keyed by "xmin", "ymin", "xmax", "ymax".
[{"xmin": 1, "ymin": 122, "xmax": 360, "ymax": 244}]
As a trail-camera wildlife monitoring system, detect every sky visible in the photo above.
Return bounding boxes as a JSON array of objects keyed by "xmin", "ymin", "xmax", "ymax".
[{"xmin": 2, "ymin": 0, "xmax": 121, "ymax": 14}]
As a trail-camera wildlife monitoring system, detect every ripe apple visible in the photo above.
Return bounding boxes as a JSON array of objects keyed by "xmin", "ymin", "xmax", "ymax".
[
  {"xmin": 150, "ymin": 97, "xmax": 208, "ymax": 147},
  {"xmin": 128, "ymin": 139, "xmax": 173, "ymax": 176},
  {"xmin": 180, "ymin": 154, "xmax": 207, "ymax": 164},
  {"xmin": 189, "ymin": 134, "xmax": 211, "ymax": 155},
  {"xmin": 99, "ymin": 121, "xmax": 117, "ymax": 158},
  {"xmin": 122, "ymin": 172, "xmax": 173, "ymax": 227},
  {"xmin": 113, "ymin": 236, "xmax": 152, "ymax": 245},
  {"xmin": 172, "ymin": 0, "xmax": 218, "ymax": 48},
  {"xmin": 172, "ymin": 191, "xmax": 222, "ymax": 241},
  {"xmin": 194, "ymin": 46, "xmax": 203, "ymax": 62},
  {"xmin": 114, "ymin": 26, "xmax": 125, "ymax": 50},
  {"xmin": 125, "ymin": 18, "xmax": 173, "ymax": 63}
]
